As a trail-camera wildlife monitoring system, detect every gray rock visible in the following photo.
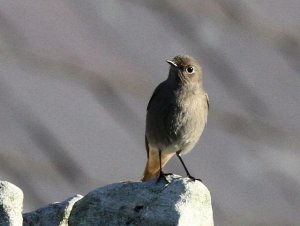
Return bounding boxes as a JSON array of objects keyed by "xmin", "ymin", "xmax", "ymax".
[
  {"xmin": 0, "ymin": 181, "xmax": 24, "ymax": 226},
  {"xmin": 23, "ymin": 194, "xmax": 82, "ymax": 226},
  {"xmin": 69, "ymin": 175, "xmax": 214, "ymax": 226}
]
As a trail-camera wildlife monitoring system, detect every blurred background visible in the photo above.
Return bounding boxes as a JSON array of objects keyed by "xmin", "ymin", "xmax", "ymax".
[{"xmin": 0, "ymin": 0, "xmax": 299, "ymax": 225}]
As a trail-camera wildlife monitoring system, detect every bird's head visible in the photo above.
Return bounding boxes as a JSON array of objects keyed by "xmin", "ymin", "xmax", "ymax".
[{"xmin": 166, "ymin": 55, "xmax": 203, "ymax": 86}]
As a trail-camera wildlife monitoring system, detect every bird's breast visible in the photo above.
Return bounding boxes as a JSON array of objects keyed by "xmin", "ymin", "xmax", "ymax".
[
  {"xmin": 164, "ymin": 92, "xmax": 207, "ymax": 152},
  {"xmin": 146, "ymin": 90, "xmax": 208, "ymax": 154}
]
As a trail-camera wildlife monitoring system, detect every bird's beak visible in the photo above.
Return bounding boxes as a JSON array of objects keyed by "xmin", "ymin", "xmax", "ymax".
[{"xmin": 166, "ymin": 60, "xmax": 178, "ymax": 68}]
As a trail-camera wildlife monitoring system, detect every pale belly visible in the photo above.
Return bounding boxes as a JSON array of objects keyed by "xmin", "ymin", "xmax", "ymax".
[{"xmin": 163, "ymin": 109, "xmax": 206, "ymax": 154}]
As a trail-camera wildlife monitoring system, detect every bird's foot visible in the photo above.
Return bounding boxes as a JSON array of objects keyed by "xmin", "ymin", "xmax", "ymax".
[
  {"xmin": 187, "ymin": 174, "xmax": 202, "ymax": 182},
  {"xmin": 156, "ymin": 171, "xmax": 172, "ymax": 184}
]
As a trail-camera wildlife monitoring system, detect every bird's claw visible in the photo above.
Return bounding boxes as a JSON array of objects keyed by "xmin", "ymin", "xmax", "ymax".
[
  {"xmin": 187, "ymin": 175, "xmax": 202, "ymax": 182},
  {"xmin": 156, "ymin": 171, "xmax": 172, "ymax": 184}
]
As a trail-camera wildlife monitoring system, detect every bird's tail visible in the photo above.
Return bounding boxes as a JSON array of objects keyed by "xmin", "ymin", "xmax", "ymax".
[
  {"xmin": 141, "ymin": 150, "xmax": 174, "ymax": 182},
  {"xmin": 142, "ymin": 161, "xmax": 160, "ymax": 182}
]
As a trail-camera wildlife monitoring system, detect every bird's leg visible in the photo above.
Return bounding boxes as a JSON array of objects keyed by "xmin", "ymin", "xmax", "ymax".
[
  {"xmin": 176, "ymin": 151, "xmax": 202, "ymax": 182},
  {"xmin": 156, "ymin": 149, "xmax": 169, "ymax": 183}
]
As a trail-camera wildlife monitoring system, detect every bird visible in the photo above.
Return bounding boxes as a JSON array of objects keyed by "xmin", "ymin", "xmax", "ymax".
[{"xmin": 142, "ymin": 55, "xmax": 209, "ymax": 182}]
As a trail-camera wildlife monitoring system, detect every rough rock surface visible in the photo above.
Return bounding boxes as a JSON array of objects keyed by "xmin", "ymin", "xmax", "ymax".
[
  {"xmin": 69, "ymin": 175, "xmax": 214, "ymax": 226},
  {"xmin": 0, "ymin": 181, "xmax": 23, "ymax": 226},
  {"xmin": 23, "ymin": 194, "xmax": 82, "ymax": 226},
  {"xmin": 1, "ymin": 176, "xmax": 213, "ymax": 226}
]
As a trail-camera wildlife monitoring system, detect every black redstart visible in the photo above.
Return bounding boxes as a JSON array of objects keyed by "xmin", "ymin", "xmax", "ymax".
[{"xmin": 142, "ymin": 55, "xmax": 209, "ymax": 182}]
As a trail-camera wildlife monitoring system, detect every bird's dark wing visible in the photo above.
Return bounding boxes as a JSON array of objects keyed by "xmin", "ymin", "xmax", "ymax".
[
  {"xmin": 205, "ymin": 93, "xmax": 209, "ymax": 110},
  {"xmin": 147, "ymin": 81, "xmax": 167, "ymax": 111},
  {"xmin": 145, "ymin": 81, "xmax": 167, "ymax": 158}
]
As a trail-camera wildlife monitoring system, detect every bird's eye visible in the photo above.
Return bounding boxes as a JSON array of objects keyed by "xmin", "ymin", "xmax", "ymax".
[{"xmin": 186, "ymin": 67, "xmax": 194, "ymax": 74}]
